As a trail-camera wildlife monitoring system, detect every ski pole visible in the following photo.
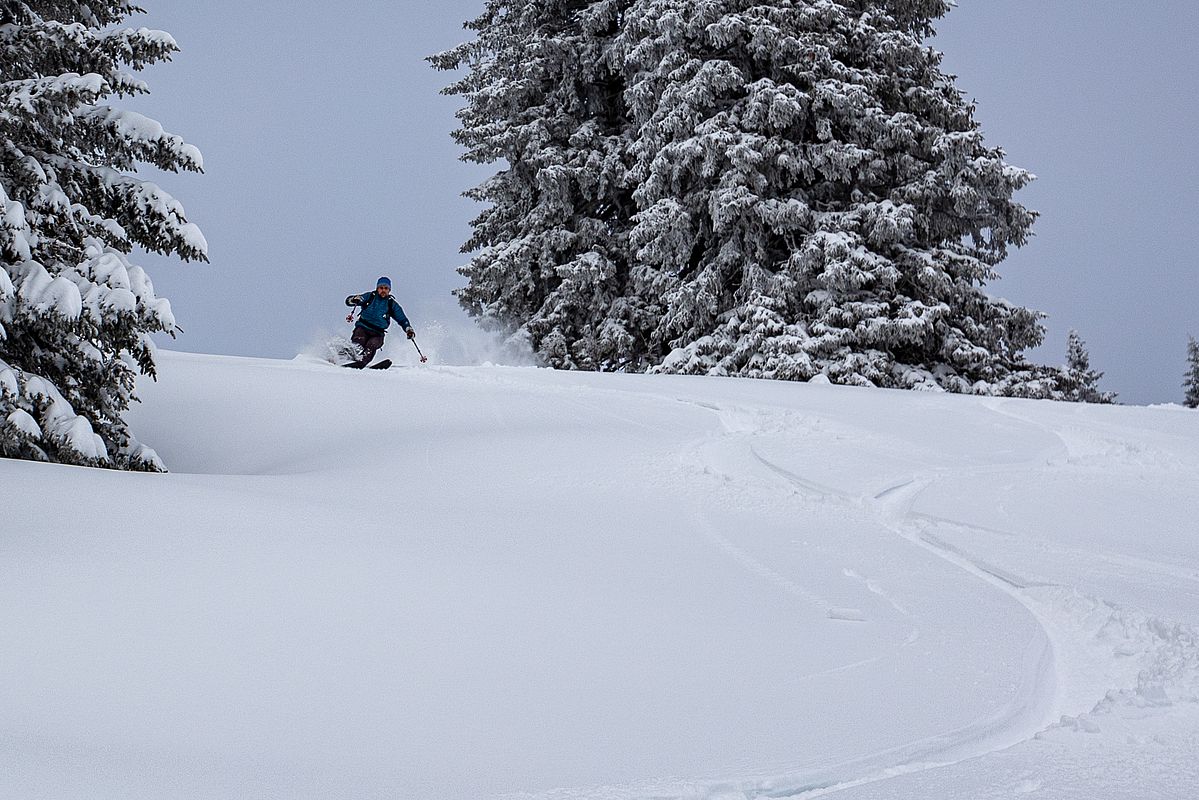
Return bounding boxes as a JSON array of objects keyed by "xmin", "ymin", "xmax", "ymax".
[{"xmin": 410, "ymin": 337, "xmax": 428, "ymax": 364}]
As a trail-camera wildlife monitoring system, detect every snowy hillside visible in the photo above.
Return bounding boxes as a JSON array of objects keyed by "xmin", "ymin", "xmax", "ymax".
[{"xmin": 3, "ymin": 351, "xmax": 1198, "ymax": 799}]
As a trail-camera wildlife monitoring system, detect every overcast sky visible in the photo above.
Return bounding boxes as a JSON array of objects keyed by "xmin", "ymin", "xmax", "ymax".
[{"xmin": 130, "ymin": 1, "xmax": 1199, "ymax": 405}]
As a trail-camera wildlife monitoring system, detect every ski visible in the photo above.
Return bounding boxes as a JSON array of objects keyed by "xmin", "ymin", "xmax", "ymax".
[{"xmin": 341, "ymin": 358, "xmax": 391, "ymax": 370}]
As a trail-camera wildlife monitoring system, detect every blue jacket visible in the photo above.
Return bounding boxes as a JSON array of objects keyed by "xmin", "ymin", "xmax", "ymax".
[{"xmin": 346, "ymin": 291, "xmax": 412, "ymax": 335}]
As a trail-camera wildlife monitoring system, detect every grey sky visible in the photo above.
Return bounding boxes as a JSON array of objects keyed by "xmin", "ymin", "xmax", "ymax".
[{"xmin": 132, "ymin": 1, "xmax": 1199, "ymax": 405}]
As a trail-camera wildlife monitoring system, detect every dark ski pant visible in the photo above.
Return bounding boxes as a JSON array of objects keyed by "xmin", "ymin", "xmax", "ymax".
[{"xmin": 350, "ymin": 327, "xmax": 384, "ymax": 368}]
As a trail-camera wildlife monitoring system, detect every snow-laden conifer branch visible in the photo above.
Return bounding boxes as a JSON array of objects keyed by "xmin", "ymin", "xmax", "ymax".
[{"xmin": 0, "ymin": 0, "xmax": 201, "ymax": 469}]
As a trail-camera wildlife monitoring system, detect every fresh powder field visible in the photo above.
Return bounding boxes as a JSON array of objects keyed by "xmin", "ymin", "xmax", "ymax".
[{"xmin": 3, "ymin": 351, "xmax": 1197, "ymax": 799}]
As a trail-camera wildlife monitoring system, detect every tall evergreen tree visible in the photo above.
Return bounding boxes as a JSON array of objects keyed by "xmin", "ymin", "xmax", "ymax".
[
  {"xmin": 1060, "ymin": 329, "xmax": 1115, "ymax": 404},
  {"xmin": 624, "ymin": 0, "xmax": 1045, "ymax": 392},
  {"xmin": 439, "ymin": 0, "xmax": 1056, "ymax": 395},
  {"xmin": 1185, "ymin": 336, "xmax": 1199, "ymax": 409},
  {"xmin": 0, "ymin": 1, "xmax": 206, "ymax": 469},
  {"xmin": 431, "ymin": 0, "xmax": 645, "ymax": 370}
]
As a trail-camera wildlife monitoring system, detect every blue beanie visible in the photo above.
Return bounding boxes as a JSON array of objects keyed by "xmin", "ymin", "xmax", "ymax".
[{"xmin": 377, "ymin": 276, "xmax": 392, "ymax": 288}]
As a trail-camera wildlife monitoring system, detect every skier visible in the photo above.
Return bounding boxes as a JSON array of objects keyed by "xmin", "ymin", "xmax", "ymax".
[{"xmin": 343, "ymin": 277, "xmax": 416, "ymax": 369}]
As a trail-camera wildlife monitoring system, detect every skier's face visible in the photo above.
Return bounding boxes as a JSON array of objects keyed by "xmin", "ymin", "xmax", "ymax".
[{"xmin": 376, "ymin": 285, "xmax": 391, "ymax": 297}]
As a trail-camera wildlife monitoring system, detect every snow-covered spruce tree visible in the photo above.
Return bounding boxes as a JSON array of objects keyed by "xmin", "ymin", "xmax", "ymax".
[
  {"xmin": 1185, "ymin": 336, "xmax": 1199, "ymax": 409},
  {"xmin": 1059, "ymin": 329, "xmax": 1115, "ymax": 404},
  {"xmin": 625, "ymin": 0, "xmax": 1050, "ymax": 392},
  {"xmin": 431, "ymin": 0, "xmax": 650, "ymax": 370},
  {"xmin": 0, "ymin": 1, "xmax": 206, "ymax": 469}
]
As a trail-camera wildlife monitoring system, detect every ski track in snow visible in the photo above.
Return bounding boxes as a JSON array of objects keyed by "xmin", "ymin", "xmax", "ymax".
[
  {"xmin": 606, "ymin": 390, "xmax": 1199, "ymax": 800},
  {"xmin": 693, "ymin": 513, "xmax": 831, "ymax": 614},
  {"xmin": 640, "ymin": 398, "xmax": 1055, "ymax": 798}
]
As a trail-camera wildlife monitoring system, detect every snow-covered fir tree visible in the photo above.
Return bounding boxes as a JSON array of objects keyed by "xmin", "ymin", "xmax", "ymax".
[
  {"xmin": 1185, "ymin": 336, "xmax": 1199, "ymax": 409},
  {"xmin": 625, "ymin": 0, "xmax": 1048, "ymax": 392},
  {"xmin": 0, "ymin": 1, "xmax": 206, "ymax": 469},
  {"xmin": 1059, "ymin": 329, "xmax": 1115, "ymax": 404},
  {"xmin": 439, "ymin": 0, "xmax": 1057, "ymax": 394},
  {"xmin": 431, "ymin": 0, "xmax": 649, "ymax": 370}
]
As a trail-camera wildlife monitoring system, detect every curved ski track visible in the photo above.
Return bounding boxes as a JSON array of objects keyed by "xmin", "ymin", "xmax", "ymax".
[{"xmin": 607, "ymin": 392, "xmax": 1196, "ymax": 800}]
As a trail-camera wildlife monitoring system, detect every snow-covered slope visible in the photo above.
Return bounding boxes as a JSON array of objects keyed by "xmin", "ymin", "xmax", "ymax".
[{"xmin": 2, "ymin": 351, "xmax": 1198, "ymax": 799}]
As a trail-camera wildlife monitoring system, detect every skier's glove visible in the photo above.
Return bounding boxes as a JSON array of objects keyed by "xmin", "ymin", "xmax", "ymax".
[{"xmin": 406, "ymin": 328, "xmax": 416, "ymax": 339}]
